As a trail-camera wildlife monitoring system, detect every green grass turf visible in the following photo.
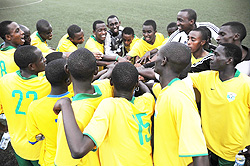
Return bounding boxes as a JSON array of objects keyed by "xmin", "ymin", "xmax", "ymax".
[{"xmin": 0, "ymin": 0, "xmax": 249, "ymax": 48}]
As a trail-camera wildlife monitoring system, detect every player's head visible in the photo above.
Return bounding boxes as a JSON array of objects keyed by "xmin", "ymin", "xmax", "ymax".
[
  {"xmin": 122, "ymin": 27, "xmax": 135, "ymax": 47},
  {"xmin": 36, "ymin": 19, "xmax": 53, "ymax": 41},
  {"xmin": 67, "ymin": 24, "xmax": 84, "ymax": 45},
  {"xmin": 93, "ymin": 20, "xmax": 107, "ymax": 43},
  {"xmin": 45, "ymin": 52, "xmax": 63, "ymax": 64},
  {"xmin": 111, "ymin": 62, "xmax": 138, "ymax": 92},
  {"xmin": 19, "ymin": 24, "xmax": 31, "ymax": 45},
  {"xmin": 210, "ymin": 43, "xmax": 242, "ymax": 70},
  {"xmin": 155, "ymin": 42, "xmax": 191, "ymax": 76},
  {"xmin": 107, "ymin": 15, "xmax": 121, "ymax": 35},
  {"xmin": 217, "ymin": 21, "xmax": 246, "ymax": 44},
  {"xmin": 0, "ymin": 21, "xmax": 24, "ymax": 47},
  {"xmin": 14, "ymin": 45, "xmax": 46, "ymax": 73},
  {"xmin": 67, "ymin": 48, "xmax": 96, "ymax": 81},
  {"xmin": 187, "ymin": 27, "xmax": 208, "ymax": 53},
  {"xmin": 143, "ymin": 20, "xmax": 157, "ymax": 44},
  {"xmin": 177, "ymin": 9, "xmax": 197, "ymax": 34},
  {"xmin": 45, "ymin": 58, "xmax": 70, "ymax": 86},
  {"xmin": 167, "ymin": 22, "xmax": 178, "ymax": 36}
]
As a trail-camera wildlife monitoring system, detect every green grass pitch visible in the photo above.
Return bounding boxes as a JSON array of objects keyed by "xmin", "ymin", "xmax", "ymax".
[{"xmin": 0, "ymin": 0, "xmax": 249, "ymax": 49}]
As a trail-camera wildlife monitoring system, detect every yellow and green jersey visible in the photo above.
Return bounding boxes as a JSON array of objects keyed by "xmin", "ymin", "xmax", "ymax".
[
  {"xmin": 26, "ymin": 91, "xmax": 73, "ymax": 166},
  {"xmin": 124, "ymin": 35, "xmax": 140, "ymax": 53},
  {"xmin": 0, "ymin": 70, "xmax": 50, "ymax": 160},
  {"xmin": 56, "ymin": 34, "xmax": 78, "ymax": 52},
  {"xmin": 85, "ymin": 35, "xmax": 104, "ymax": 54},
  {"xmin": 128, "ymin": 33, "xmax": 164, "ymax": 58},
  {"xmin": 153, "ymin": 79, "xmax": 207, "ymax": 166},
  {"xmin": 156, "ymin": 37, "xmax": 169, "ymax": 50},
  {"xmin": 83, "ymin": 93, "xmax": 155, "ymax": 166},
  {"xmin": 190, "ymin": 70, "xmax": 250, "ymax": 161},
  {"xmin": 31, "ymin": 31, "xmax": 54, "ymax": 57},
  {"xmin": 55, "ymin": 79, "xmax": 112, "ymax": 166},
  {"xmin": 0, "ymin": 45, "xmax": 18, "ymax": 78}
]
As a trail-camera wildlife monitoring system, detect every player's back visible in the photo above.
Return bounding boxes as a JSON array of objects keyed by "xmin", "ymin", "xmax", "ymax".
[
  {"xmin": 0, "ymin": 71, "xmax": 50, "ymax": 160},
  {"xmin": 83, "ymin": 92, "xmax": 155, "ymax": 166},
  {"xmin": 26, "ymin": 91, "xmax": 72, "ymax": 166},
  {"xmin": 55, "ymin": 79, "xmax": 112, "ymax": 166}
]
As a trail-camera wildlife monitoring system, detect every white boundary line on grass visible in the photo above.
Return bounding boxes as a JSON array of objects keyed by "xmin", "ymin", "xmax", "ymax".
[{"xmin": 0, "ymin": 0, "xmax": 43, "ymax": 10}]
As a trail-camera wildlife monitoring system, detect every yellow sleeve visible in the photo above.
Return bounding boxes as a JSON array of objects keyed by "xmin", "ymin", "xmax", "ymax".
[
  {"xmin": 177, "ymin": 93, "xmax": 208, "ymax": 157},
  {"xmin": 152, "ymin": 83, "xmax": 161, "ymax": 99},
  {"xmin": 189, "ymin": 73, "xmax": 201, "ymax": 90},
  {"xmin": 127, "ymin": 41, "xmax": 141, "ymax": 58},
  {"xmin": 26, "ymin": 101, "xmax": 41, "ymax": 144},
  {"xmin": 83, "ymin": 99, "xmax": 112, "ymax": 150}
]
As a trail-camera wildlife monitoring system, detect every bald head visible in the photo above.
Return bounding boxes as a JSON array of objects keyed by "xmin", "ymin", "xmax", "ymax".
[{"xmin": 156, "ymin": 42, "xmax": 191, "ymax": 75}]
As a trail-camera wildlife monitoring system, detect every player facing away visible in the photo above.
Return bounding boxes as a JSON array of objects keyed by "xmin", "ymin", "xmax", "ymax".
[
  {"xmin": 54, "ymin": 48, "xmax": 113, "ymax": 166},
  {"xmin": 153, "ymin": 42, "xmax": 209, "ymax": 166},
  {"xmin": 54, "ymin": 62, "xmax": 155, "ymax": 166},
  {"xmin": 26, "ymin": 58, "xmax": 72, "ymax": 166}
]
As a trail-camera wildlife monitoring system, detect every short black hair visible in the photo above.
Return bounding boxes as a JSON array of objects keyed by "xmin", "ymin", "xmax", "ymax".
[
  {"xmin": 14, "ymin": 45, "xmax": 39, "ymax": 69},
  {"xmin": 93, "ymin": 20, "xmax": 105, "ymax": 31},
  {"xmin": 222, "ymin": 22, "xmax": 247, "ymax": 41},
  {"xmin": 180, "ymin": 9, "xmax": 197, "ymax": 23},
  {"xmin": 36, "ymin": 19, "xmax": 50, "ymax": 32},
  {"xmin": 122, "ymin": 27, "xmax": 134, "ymax": 36},
  {"xmin": 67, "ymin": 48, "xmax": 96, "ymax": 81},
  {"xmin": 45, "ymin": 59, "xmax": 69, "ymax": 86},
  {"xmin": 199, "ymin": 26, "xmax": 211, "ymax": 40},
  {"xmin": 143, "ymin": 20, "xmax": 156, "ymax": 31},
  {"xmin": 111, "ymin": 62, "xmax": 138, "ymax": 92},
  {"xmin": 67, "ymin": 24, "xmax": 82, "ymax": 38},
  {"xmin": 0, "ymin": 20, "xmax": 13, "ymax": 40},
  {"xmin": 107, "ymin": 15, "xmax": 119, "ymax": 24},
  {"xmin": 191, "ymin": 27, "xmax": 208, "ymax": 41},
  {"xmin": 167, "ymin": 22, "xmax": 177, "ymax": 30},
  {"xmin": 46, "ymin": 52, "xmax": 63, "ymax": 64},
  {"xmin": 220, "ymin": 43, "xmax": 242, "ymax": 66},
  {"xmin": 159, "ymin": 42, "xmax": 191, "ymax": 74}
]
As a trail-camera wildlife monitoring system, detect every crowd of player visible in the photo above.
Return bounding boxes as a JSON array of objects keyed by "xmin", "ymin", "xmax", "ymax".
[{"xmin": 0, "ymin": 8, "xmax": 250, "ymax": 166}]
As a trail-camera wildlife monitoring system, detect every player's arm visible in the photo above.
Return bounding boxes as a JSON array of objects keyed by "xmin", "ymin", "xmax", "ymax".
[
  {"xmin": 192, "ymin": 156, "xmax": 209, "ymax": 166},
  {"xmin": 53, "ymin": 98, "xmax": 95, "ymax": 159},
  {"xmin": 136, "ymin": 48, "xmax": 158, "ymax": 64},
  {"xmin": 137, "ymin": 67, "xmax": 156, "ymax": 80}
]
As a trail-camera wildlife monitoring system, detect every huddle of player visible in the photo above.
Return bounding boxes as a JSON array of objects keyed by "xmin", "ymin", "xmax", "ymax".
[{"xmin": 0, "ymin": 8, "xmax": 250, "ymax": 166}]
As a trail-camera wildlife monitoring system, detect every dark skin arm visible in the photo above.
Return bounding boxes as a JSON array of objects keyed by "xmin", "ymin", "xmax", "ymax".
[
  {"xmin": 192, "ymin": 156, "xmax": 210, "ymax": 166},
  {"xmin": 53, "ymin": 98, "xmax": 95, "ymax": 159},
  {"xmin": 137, "ymin": 67, "xmax": 156, "ymax": 80}
]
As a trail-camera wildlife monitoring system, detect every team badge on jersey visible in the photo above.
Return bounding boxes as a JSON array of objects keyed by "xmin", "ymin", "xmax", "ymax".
[{"xmin": 227, "ymin": 92, "xmax": 237, "ymax": 102}]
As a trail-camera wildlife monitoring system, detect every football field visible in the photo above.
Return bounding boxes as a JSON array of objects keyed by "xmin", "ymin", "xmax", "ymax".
[{"xmin": 0, "ymin": 0, "xmax": 250, "ymax": 48}]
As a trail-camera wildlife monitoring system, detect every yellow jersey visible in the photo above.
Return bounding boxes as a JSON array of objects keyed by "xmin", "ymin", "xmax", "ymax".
[
  {"xmin": 85, "ymin": 35, "xmax": 104, "ymax": 54},
  {"xmin": 56, "ymin": 34, "xmax": 78, "ymax": 52},
  {"xmin": 26, "ymin": 91, "xmax": 73, "ymax": 166},
  {"xmin": 55, "ymin": 79, "xmax": 112, "ymax": 166},
  {"xmin": 0, "ymin": 45, "xmax": 18, "ymax": 78},
  {"xmin": 128, "ymin": 33, "xmax": 164, "ymax": 58},
  {"xmin": 190, "ymin": 70, "xmax": 250, "ymax": 161},
  {"xmin": 83, "ymin": 93, "xmax": 155, "ymax": 166},
  {"xmin": 154, "ymin": 78, "xmax": 207, "ymax": 166},
  {"xmin": 0, "ymin": 70, "xmax": 50, "ymax": 160},
  {"xmin": 31, "ymin": 31, "xmax": 54, "ymax": 57}
]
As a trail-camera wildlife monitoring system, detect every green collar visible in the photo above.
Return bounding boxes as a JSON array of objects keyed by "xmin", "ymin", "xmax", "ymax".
[
  {"xmin": 72, "ymin": 85, "xmax": 102, "ymax": 101},
  {"xmin": 16, "ymin": 70, "xmax": 38, "ymax": 80},
  {"xmin": 234, "ymin": 69, "xmax": 240, "ymax": 77},
  {"xmin": 36, "ymin": 32, "xmax": 45, "ymax": 42},
  {"xmin": 167, "ymin": 78, "xmax": 180, "ymax": 86},
  {"xmin": 0, "ymin": 44, "xmax": 16, "ymax": 51},
  {"xmin": 129, "ymin": 96, "xmax": 135, "ymax": 104},
  {"xmin": 90, "ymin": 35, "xmax": 97, "ymax": 42}
]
